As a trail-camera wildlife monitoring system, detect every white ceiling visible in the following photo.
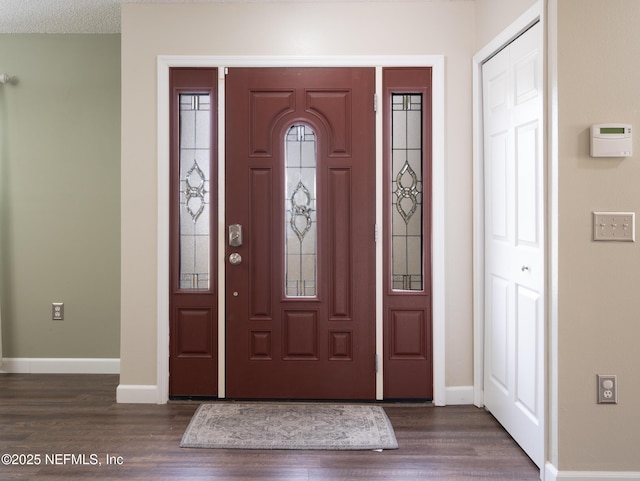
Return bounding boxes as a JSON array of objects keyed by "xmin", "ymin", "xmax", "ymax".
[
  {"xmin": 0, "ymin": 0, "xmax": 122, "ymax": 33},
  {"xmin": 0, "ymin": 0, "xmax": 454, "ymax": 34},
  {"xmin": 0, "ymin": 0, "xmax": 253, "ymax": 34}
]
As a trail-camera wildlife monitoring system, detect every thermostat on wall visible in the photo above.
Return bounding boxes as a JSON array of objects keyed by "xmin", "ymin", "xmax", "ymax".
[{"xmin": 591, "ymin": 123, "xmax": 632, "ymax": 157}]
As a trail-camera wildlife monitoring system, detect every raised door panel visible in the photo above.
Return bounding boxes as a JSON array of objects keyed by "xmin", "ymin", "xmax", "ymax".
[
  {"xmin": 488, "ymin": 275, "xmax": 509, "ymax": 393},
  {"xmin": 250, "ymin": 91, "xmax": 295, "ymax": 156},
  {"xmin": 328, "ymin": 168, "xmax": 352, "ymax": 320},
  {"xmin": 249, "ymin": 169, "xmax": 273, "ymax": 320},
  {"xmin": 306, "ymin": 90, "xmax": 351, "ymax": 156},
  {"xmin": 329, "ymin": 331, "xmax": 353, "ymax": 360},
  {"xmin": 283, "ymin": 310, "xmax": 318, "ymax": 360},
  {"xmin": 489, "ymin": 131, "xmax": 509, "ymax": 241},
  {"xmin": 516, "ymin": 122, "xmax": 540, "ymax": 246},
  {"xmin": 515, "ymin": 285, "xmax": 540, "ymax": 420},
  {"xmin": 250, "ymin": 331, "xmax": 272, "ymax": 360},
  {"xmin": 175, "ymin": 308, "xmax": 214, "ymax": 357},
  {"xmin": 389, "ymin": 310, "xmax": 427, "ymax": 359}
]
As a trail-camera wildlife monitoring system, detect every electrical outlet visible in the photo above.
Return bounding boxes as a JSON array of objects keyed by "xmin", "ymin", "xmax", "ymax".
[
  {"xmin": 597, "ymin": 374, "xmax": 617, "ymax": 404},
  {"xmin": 52, "ymin": 302, "xmax": 64, "ymax": 321},
  {"xmin": 593, "ymin": 212, "xmax": 635, "ymax": 241}
]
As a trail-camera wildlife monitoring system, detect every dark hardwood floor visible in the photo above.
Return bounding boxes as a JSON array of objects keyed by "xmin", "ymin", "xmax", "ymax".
[{"xmin": 0, "ymin": 374, "xmax": 539, "ymax": 480}]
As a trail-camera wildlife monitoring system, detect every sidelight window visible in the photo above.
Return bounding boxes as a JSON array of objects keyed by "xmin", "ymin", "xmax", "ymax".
[
  {"xmin": 284, "ymin": 124, "xmax": 317, "ymax": 297},
  {"xmin": 391, "ymin": 94, "xmax": 424, "ymax": 291},
  {"xmin": 178, "ymin": 93, "xmax": 211, "ymax": 289}
]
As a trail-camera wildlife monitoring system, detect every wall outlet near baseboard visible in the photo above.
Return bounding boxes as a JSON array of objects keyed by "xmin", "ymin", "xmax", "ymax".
[
  {"xmin": 597, "ymin": 374, "xmax": 617, "ymax": 404},
  {"xmin": 52, "ymin": 302, "xmax": 64, "ymax": 320}
]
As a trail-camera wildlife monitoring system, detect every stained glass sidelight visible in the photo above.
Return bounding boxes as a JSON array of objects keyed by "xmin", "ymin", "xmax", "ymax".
[
  {"xmin": 285, "ymin": 125, "xmax": 317, "ymax": 297},
  {"xmin": 179, "ymin": 94, "xmax": 211, "ymax": 289},
  {"xmin": 391, "ymin": 94, "xmax": 423, "ymax": 291}
]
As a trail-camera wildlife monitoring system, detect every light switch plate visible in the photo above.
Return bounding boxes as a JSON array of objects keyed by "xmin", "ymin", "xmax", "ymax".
[{"xmin": 593, "ymin": 212, "xmax": 635, "ymax": 241}]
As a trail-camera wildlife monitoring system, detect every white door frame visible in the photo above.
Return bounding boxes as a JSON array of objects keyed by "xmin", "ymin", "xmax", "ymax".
[
  {"xmin": 472, "ymin": 0, "xmax": 546, "ymax": 472},
  {"xmin": 156, "ymin": 55, "xmax": 446, "ymax": 405}
]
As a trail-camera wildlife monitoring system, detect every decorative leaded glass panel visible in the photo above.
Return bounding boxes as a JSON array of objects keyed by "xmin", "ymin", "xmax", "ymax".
[
  {"xmin": 285, "ymin": 125, "xmax": 317, "ymax": 297},
  {"xmin": 391, "ymin": 94, "xmax": 423, "ymax": 291},
  {"xmin": 179, "ymin": 94, "xmax": 211, "ymax": 289}
]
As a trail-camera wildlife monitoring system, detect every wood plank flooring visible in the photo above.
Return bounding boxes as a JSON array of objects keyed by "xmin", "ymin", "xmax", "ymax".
[{"xmin": 0, "ymin": 374, "xmax": 539, "ymax": 480}]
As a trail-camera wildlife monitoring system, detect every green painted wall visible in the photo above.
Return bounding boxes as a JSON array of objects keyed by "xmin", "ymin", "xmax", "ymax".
[{"xmin": 0, "ymin": 34, "xmax": 120, "ymax": 358}]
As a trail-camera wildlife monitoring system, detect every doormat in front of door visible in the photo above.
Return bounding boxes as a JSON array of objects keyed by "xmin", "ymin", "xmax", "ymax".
[{"xmin": 180, "ymin": 403, "xmax": 398, "ymax": 450}]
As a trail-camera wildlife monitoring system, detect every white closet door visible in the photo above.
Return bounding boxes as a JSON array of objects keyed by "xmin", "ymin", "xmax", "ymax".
[{"xmin": 483, "ymin": 21, "xmax": 544, "ymax": 468}]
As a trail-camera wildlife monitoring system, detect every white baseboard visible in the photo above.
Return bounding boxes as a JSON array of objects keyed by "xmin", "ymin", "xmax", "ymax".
[
  {"xmin": 116, "ymin": 384, "xmax": 160, "ymax": 404},
  {"xmin": 113, "ymin": 385, "xmax": 475, "ymax": 405},
  {"xmin": 445, "ymin": 385, "xmax": 474, "ymax": 405},
  {"xmin": 545, "ymin": 463, "xmax": 640, "ymax": 481},
  {"xmin": 0, "ymin": 358, "xmax": 119, "ymax": 374}
]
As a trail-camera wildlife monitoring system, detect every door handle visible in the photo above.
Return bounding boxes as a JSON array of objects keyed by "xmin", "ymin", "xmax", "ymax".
[
  {"xmin": 229, "ymin": 224, "xmax": 243, "ymax": 247},
  {"xmin": 229, "ymin": 253, "xmax": 242, "ymax": 265}
]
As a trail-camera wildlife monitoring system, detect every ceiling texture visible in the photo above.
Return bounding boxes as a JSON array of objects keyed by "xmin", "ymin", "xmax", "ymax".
[
  {"xmin": 0, "ymin": 0, "xmax": 123, "ymax": 33},
  {"xmin": 0, "ymin": 0, "xmax": 256, "ymax": 34},
  {"xmin": 0, "ymin": 0, "xmax": 442, "ymax": 34}
]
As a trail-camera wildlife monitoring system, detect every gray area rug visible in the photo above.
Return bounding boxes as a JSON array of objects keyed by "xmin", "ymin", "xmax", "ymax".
[{"xmin": 180, "ymin": 403, "xmax": 399, "ymax": 450}]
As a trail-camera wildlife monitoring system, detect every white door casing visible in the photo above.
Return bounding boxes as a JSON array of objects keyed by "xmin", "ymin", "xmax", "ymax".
[{"xmin": 482, "ymin": 22, "xmax": 545, "ymax": 468}]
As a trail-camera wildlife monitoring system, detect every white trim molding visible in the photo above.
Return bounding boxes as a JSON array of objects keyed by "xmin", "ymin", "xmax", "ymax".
[
  {"xmin": 156, "ymin": 55, "xmax": 446, "ymax": 405},
  {"xmin": 116, "ymin": 384, "xmax": 159, "ymax": 404},
  {"xmin": 445, "ymin": 386, "xmax": 474, "ymax": 405},
  {"xmin": 545, "ymin": 464, "xmax": 640, "ymax": 481},
  {"xmin": 0, "ymin": 358, "xmax": 120, "ymax": 374}
]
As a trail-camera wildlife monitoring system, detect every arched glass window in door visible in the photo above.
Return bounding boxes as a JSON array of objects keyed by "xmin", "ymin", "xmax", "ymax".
[{"xmin": 284, "ymin": 124, "xmax": 317, "ymax": 297}]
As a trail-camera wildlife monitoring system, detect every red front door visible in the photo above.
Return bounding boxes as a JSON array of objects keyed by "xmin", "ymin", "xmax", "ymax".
[{"xmin": 225, "ymin": 68, "xmax": 376, "ymax": 399}]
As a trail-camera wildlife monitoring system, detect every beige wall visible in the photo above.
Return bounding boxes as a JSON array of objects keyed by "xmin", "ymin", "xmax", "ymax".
[
  {"xmin": 474, "ymin": 0, "xmax": 538, "ymax": 49},
  {"xmin": 556, "ymin": 0, "xmax": 640, "ymax": 471},
  {"xmin": 120, "ymin": 1, "xmax": 475, "ymax": 388},
  {"xmin": 0, "ymin": 35, "xmax": 121, "ymax": 358}
]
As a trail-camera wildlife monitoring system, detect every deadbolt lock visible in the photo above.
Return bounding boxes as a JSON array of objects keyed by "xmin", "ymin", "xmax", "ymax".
[{"xmin": 229, "ymin": 224, "xmax": 243, "ymax": 247}]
